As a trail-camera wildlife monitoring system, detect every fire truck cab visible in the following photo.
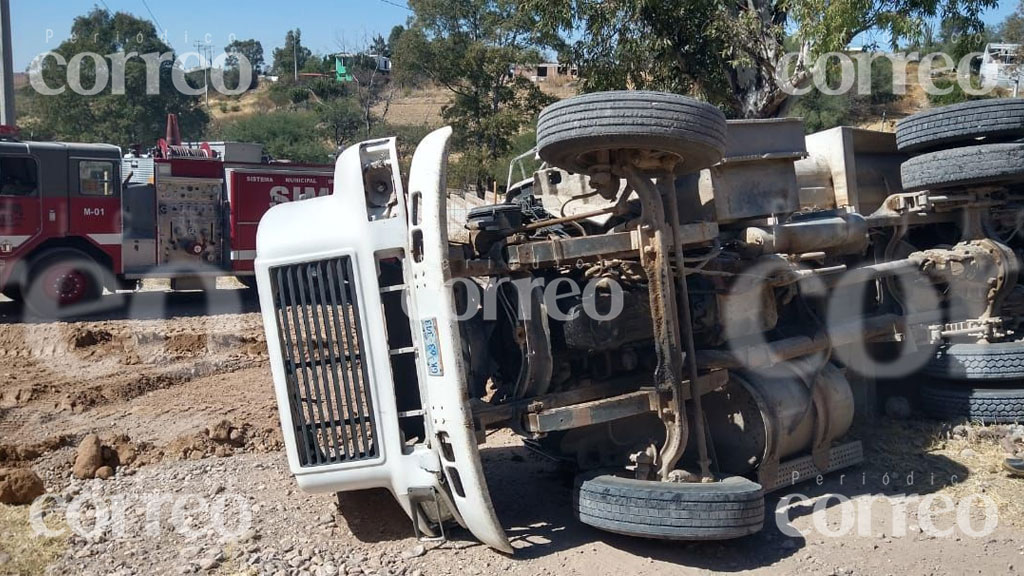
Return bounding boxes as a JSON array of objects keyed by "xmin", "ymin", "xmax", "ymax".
[{"xmin": 0, "ymin": 135, "xmax": 333, "ymax": 318}]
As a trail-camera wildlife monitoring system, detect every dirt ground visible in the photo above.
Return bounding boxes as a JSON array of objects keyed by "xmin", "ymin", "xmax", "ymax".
[{"xmin": 2, "ymin": 289, "xmax": 1024, "ymax": 576}]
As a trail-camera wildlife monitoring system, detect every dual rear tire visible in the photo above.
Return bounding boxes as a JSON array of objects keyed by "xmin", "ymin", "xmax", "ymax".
[
  {"xmin": 921, "ymin": 342, "xmax": 1024, "ymax": 423},
  {"xmin": 898, "ymin": 99, "xmax": 1024, "ymax": 192}
]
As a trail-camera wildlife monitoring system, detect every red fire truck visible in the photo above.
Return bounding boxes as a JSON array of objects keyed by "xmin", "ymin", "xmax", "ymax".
[{"xmin": 0, "ymin": 123, "xmax": 333, "ymax": 318}]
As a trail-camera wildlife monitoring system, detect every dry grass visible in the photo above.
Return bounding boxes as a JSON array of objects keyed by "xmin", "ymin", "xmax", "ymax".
[
  {"xmin": 0, "ymin": 503, "xmax": 66, "ymax": 576},
  {"xmin": 208, "ymin": 83, "xmax": 276, "ymax": 121},
  {"xmin": 925, "ymin": 425, "xmax": 1024, "ymax": 527},
  {"xmin": 864, "ymin": 418, "xmax": 1024, "ymax": 528}
]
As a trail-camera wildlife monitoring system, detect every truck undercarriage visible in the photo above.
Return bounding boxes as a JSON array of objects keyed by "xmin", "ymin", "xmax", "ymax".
[{"xmin": 255, "ymin": 94, "xmax": 1024, "ymax": 552}]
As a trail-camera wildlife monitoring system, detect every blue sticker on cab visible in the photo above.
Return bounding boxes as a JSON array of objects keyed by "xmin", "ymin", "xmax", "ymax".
[{"xmin": 422, "ymin": 318, "xmax": 444, "ymax": 377}]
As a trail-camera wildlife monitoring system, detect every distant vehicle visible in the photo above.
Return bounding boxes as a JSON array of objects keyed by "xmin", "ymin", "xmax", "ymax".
[{"xmin": 0, "ymin": 116, "xmax": 334, "ymax": 317}]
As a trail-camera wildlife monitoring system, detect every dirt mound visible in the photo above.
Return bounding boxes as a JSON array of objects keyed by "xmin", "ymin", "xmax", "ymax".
[
  {"xmin": 0, "ymin": 435, "xmax": 75, "ymax": 464},
  {"xmin": 0, "ymin": 467, "xmax": 45, "ymax": 504},
  {"xmin": 154, "ymin": 420, "xmax": 283, "ymax": 463}
]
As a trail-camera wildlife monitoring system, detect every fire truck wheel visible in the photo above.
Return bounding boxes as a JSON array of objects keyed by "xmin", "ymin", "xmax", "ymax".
[
  {"xmin": 574, "ymin": 472, "xmax": 764, "ymax": 540},
  {"xmin": 24, "ymin": 250, "xmax": 107, "ymax": 319},
  {"xmin": 900, "ymin": 143, "xmax": 1024, "ymax": 192},
  {"xmin": 896, "ymin": 99, "xmax": 1024, "ymax": 153},
  {"xmin": 536, "ymin": 91, "xmax": 728, "ymax": 176}
]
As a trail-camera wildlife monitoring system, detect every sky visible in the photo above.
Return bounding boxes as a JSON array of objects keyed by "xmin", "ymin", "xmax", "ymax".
[
  {"xmin": 9, "ymin": 0, "xmax": 414, "ymax": 70},
  {"xmin": 8, "ymin": 0, "xmax": 1023, "ymax": 71}
]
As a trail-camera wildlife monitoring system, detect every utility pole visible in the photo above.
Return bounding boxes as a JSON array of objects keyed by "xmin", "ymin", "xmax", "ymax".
[
  {"xmin": 293, "ymin": 35, "xmax": 298, "ymax": 82},
  {"xmin": 0, "ymin": 0, "xmax": 16, "ymax": 126},
  {"xmin": 193, "ymin": 40, "xmax": 213, "ymax": 108}
]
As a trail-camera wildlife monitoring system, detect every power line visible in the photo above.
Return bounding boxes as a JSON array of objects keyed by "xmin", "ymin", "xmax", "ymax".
[
  {"xmin": 98, "ymin": 0, "xmax": 112, "ymax": 11},
  {"xmin": 377, "ymin": 0, "xmax": 412, "ymax": 12},
  {"xmin": 140, "ymin": 0, "xmax": 165, "ymax": 33}
]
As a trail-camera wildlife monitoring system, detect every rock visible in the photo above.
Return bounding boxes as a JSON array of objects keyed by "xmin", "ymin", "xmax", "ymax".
[
  {"xmin": 952, "ymin": 424, "xmax": 970, "ymax": 438},
  {"xmin": 208, "ymin": 420, "xmax": 234, "ymax": 443},
  {"xmin": 0, "ymin": 467, "xmax": 46, "ymax": 505},
  {"xmin": 959, "ymin": 448, "xmax": 978, "ymax": 459},
  {"xmin": 95, "ymin": 466, "xmax": 115, "ymax": 480},
  {"xmin": 1002, "ymin": 437, "xmax": 1019, "ymax": 455},
  {"xmin": 73, "ymin": 434, "xmax": 105, "ymax": 479},
  {"xmin": 229, "ymin": 428, "xmax": 245, "ymax": 445},
  {"xmin": 400, "ymin": 545, "xmax": 426, "ymax": 560},
  {"xmin": 977, "ymin": 426, "xmax": 1009, "ymax": 440},
  {"xmin": 198, "ymin": 557, "xmax": 219, "ymax": 571},
  {"xmin": 884, "ymin": 396, "xmax": 911, "ymax": 420},
  {"xmin": 0, "ymin": 551, "xmax": 9, "ymax": 565}
]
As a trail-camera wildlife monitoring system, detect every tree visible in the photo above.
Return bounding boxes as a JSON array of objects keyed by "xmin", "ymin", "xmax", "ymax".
[
  {"xmin": 336, "ymin": 37, "xmax": 398, "ymax": 138},
  {"xmin": 212, "ymin": 110, "xmax": 332, "ymax": 163},
  {"xmin": 370, "ymin": 34, "xmax": 390, "ymax": 58},
  {"xmin": 225, "ymin": 39, "xmax": 265, "ymax": 74},
  {"xmin": 272, "ymin": 29, "xmax": 313, "ymax": 80},
  {"xmin": 1000, "ymin": 1, "xmax": 1024, "ymax": 43},
  {"xmin": 316, "ymin": 98, "xmax": 363, "ymax": 146},
  {"xmin": 531, "ymin": 0, "xmax": 999, "ymax": 118},
  {"xmin": 394, "ymin": 0, "xmax": 559, "ymax": 188},
  {"xmin": 387, "ymin": 25, "xmax": 406, "ymax": 56},
  {"xmin": 25, "ymin": 8, "xmax": 208, "ymax": 147}
]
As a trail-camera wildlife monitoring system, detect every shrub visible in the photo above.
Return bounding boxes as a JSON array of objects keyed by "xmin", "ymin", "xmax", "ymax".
[{"xmin": 210, "ymin": 110, "xmax": 332, "ymax": 164}]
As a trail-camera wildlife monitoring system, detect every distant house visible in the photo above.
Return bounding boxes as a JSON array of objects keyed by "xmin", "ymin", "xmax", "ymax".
[
  {"xmin": 980, "ymin": 43, "xmax": 1022, "ymax": 88},
  {"xmin": 513, "ymin": 62, "xmax": 578, "ymax": 84}
]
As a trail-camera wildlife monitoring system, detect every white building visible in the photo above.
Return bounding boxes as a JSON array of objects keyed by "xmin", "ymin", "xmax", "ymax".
[{"xmin": 980, "ymin": 43, "xmax": 1022, "ymax": 88}]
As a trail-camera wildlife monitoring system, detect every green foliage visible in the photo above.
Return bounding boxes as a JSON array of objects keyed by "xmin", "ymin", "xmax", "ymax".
[
  {"xmin": 927, "ymin": 76, "xmax": 998, "ymax": 106},
  {"xmin": 788, "ymin": 52, "xmax": 901, "ymax": 132},
  {"xmin": 530, "ymin": 0, "xmax": 999, "ymax": 118},
  {"xmin": 396, "ymin": 0, "xmax": 558, "ymax": 189},
  {"xmin": 223, "ymin": 38, "xmax": 264, "ymax": 91},
  {"xmin": 24, "ymin": 8, "xmax": 208, "ymax": 147},
  {"xmin": 790, "ymin": 91, "xmax": 853, "ymax": 133},
  {"xmin": 225, "ymin": 38, "xmax": 265, "ymax": 74},
  {"xmin": 289, "ymin": 86, "xmax": 311, "ymax": 105},
  {"xmin": 211, "ymin": 110, "xmax": 332, "ymax": 164},
  {"xmin": 272, "ymin": 29, "xmax": 313, "ymax": 79},
  {"xmin": 308, "ymin": 76, "xmax": 348, "ymax": 101},
  {"xmin": 316, "ymin": 98, "xmax": 363, "ymax": 146},
  {"xmin": 1002, "ymin": 1, "xmax": 1024, "ymax": 43}
]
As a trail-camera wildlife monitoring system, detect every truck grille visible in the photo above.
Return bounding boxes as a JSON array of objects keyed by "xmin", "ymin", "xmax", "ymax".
[{"xmin": 270, "ymin": 257, "xmax": 379, "ymax": 467}]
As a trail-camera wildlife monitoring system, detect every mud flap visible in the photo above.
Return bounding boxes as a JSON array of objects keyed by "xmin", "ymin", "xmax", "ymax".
[{"xmin": 406, "ymin": 127, "xmax": 513, "ymax": 553}]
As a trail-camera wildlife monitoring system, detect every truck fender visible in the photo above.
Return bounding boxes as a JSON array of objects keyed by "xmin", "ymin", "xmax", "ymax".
[{"xmin": 405, "ymin": 127, "xmax": 513, "ymax": 554}]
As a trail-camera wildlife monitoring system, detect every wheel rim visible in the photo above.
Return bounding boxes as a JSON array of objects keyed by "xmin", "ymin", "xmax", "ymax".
[{"xmin": 42, "ymin": 265, "xmax": 90, "ymax": 305}]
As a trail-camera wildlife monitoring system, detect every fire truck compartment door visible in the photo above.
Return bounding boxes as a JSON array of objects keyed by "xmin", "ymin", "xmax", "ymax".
[
  {"xmin": 68, "ymin": 157, "xmax": 122, "ymax": 247},
  {"xmin": 0, "ymin": 155, "xmax": 42, "ymax": 262},
  {"xmin": 405, "ymin": 127, "xmax": 512, "ymax": 554}
]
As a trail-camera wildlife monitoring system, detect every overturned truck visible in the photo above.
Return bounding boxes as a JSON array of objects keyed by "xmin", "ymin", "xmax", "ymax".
[{"xmin": 254, "ymin": 95, "xmax": 1024, "ymax": 552}]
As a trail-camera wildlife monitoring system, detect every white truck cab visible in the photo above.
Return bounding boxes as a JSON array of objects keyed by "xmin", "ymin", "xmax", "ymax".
[{"xmin": 255, "ymin": 129, "xmax": 512, "ymax": 552}]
